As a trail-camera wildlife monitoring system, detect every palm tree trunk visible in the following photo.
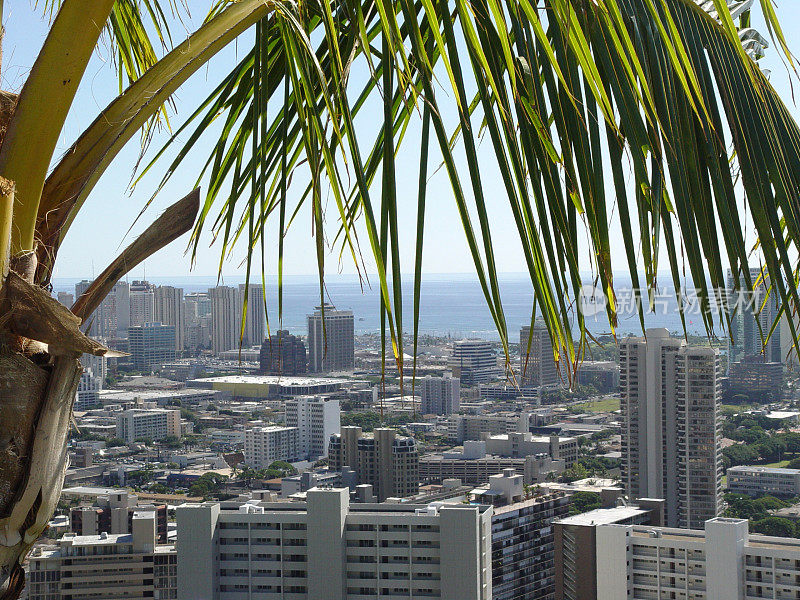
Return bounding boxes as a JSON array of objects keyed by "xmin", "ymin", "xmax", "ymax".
[{"xmin": 0, "ymin": 256, "xmax": 83, "ymax": 600}]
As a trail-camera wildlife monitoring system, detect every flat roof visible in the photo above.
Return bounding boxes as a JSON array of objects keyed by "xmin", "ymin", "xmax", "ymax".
[
  {"xmin": 190, "ymin": 375, "xmax": 344, "ymax": 386},
  {"xmin": 557, "ymin": 506, "xmax": 649, "ymax": 526},
  {"xmin": 728, "ymin": 465, "xmax": 800, "ymax": 475}
]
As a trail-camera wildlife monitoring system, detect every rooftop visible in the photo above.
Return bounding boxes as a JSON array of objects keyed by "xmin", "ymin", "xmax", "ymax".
[
  {"xmin": 190, "ymin": 375, "xmax": 344, "ymax": 386},
  {"xmin": 557, "ymin": 505, "xmax": 649, "ymax": 526}
]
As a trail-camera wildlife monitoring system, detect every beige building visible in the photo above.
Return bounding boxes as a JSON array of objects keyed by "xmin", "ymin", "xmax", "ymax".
[
  {"xmin": 596, "ymin": 516, "xmax": 800, "ymax": 600},
  {"xmin": 116, "ymin": 408, "xmax": 181, "ymax": 443},
  {"xmin": 176, "ymin": 488, "xmax": 493, "ymax": 600},
  {"xmin": 328, "ymin": 427, "xmax": 419, "ymax": 500},
  {"xmin": 27, "ymin": 510, "xmax": 176, "ymax": 600},
  {"xmin": 307, "ymin": 303, "xmax": 354, "ymax": 373},
  {"xmin": 244, "ymin": 425, "xmax": 299, "ymax": 468},
  {"xmin": 620, "ymin": 328, "xmax": 722, "ymax": 529},
  {"xmin": 446, "ymin": 413, "xmax": 526, "ymax": 443},
  {"xmin": 154, "ymin": 285, "xmax": 186, "ymax": 352}
]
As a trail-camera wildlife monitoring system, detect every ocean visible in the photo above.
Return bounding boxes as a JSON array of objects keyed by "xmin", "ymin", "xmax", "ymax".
[{"xmin": 52, "ymin": 273, "xmax": 715, "ymax": 341}]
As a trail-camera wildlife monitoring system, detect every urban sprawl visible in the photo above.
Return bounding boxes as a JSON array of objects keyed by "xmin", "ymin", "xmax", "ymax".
[{"xmin": 26, "ymin": 272, "xmax": 800, "ymax": 600}]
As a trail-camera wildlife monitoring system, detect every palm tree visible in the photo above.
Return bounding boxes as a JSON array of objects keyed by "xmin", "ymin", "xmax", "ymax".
[{"xmin": 0, "ymin": 0, "xmax": 799, "ymax": 596}]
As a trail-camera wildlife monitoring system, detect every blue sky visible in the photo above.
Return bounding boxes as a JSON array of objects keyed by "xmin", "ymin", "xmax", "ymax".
[{"xmin": 5, "ymin": 1, "xmax": 800, "ymax": 281}]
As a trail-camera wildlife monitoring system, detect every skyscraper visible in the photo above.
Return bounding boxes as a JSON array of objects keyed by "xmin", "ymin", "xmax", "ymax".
[
  {"xmin": 619, "ymin": 328, "xmax": 722, "ymax": 529},
  {"xmin": 74, "ymin": 279, "xmax": 129, "ymax": 339},
  {"xmin": 259, "ymin": 329, "xmax": 307, "ymax": 374},
  {"xmin": 56, "ymin": 291, "xmax": 73, "ymax": 307},
  {"xmin": 307, "ymin": 303, "xmax": 354, "ymax": 373},
  {"xmin": 238, "ymin": 283, "xmax": 265, "ymax": 347},
  {"xmin": 450, "ymin": 339, "xmax": 499, "ymax": 385},
  {"xmin": 209, "ymin": 286, "xmax": 239, "ymax": 354},
  {"xmin": 520, "ymin": 323, "xmax": 562, "ymax": 387},
  {"xmin": 129, "ymin": 280, "xmax": 155, "ymax": 328},
  {"xmin": 285, "ymin": 395, "xmax": 340, "ymax": 460},
  {"xmin": 728, "ymin": 266, "xmax": 782, "ymax": 363},
  {"xmin": 419, "ymin": 374, "xmax": 461, "ymax": 415},
  {"xmin": 154, "ymin": 286, "xmax": 186, "ymax": 352}
]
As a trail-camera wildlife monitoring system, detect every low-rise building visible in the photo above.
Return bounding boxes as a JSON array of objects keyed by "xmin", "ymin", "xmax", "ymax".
[
  {"xmin": 727, "ymin": 465, "xmax": 800, "ymax": 497},
  {"xmin": 27, "ymin": 510, "xmax": 176, "ymax": 600},
  {"xmin": 447, "ymin": 413, "xmax": 526, "ymax": 443},
  {"xmin": 483, "ymin": 432, "xmax": 579, "ymax": 467},
  {"xmin": 176, "ymin": 487, "xmax": 493, "ymax": 600},
  {"xmin": 419, "ymin": 447, "xmax": 562, "ymax": 486}
]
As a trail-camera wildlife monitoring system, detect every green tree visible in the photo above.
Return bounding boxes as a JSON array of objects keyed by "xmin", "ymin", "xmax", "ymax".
[
  {"xmin": 569, "ymin": 492, "xmax": 602, "ymax": 515},
  {"xmin": 1, "ymin": 2, "xmax": 800, "ymax": 597},
  {"xmin": 752, "ymin": 517, "xmax": 798, "ymax": 538}
]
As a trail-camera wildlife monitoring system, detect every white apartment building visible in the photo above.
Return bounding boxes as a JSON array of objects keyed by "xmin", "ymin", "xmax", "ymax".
[
  {"xmin": 154, "ymin": 286, "xmax": 186, "ymax": 352},
  {"xmin": 244, "ymin": 426, "xmax": 299, "ymax": 469},
  {"xmin": 307, "ymin": 303, "xmax": 355, "ymax": 373},
  {"xmin": 520, "ymin": 323, "xmax": 562, "ymax": 387},
  {"xmin": 620, "ymin": 328, "xmax": 723, "ymax": 529},
  {"xmin": 209, "ymin": 285, "xmax": 265, "ymax": 354},
  {"xmin": 75, "ymin": 367, "xmax": 101, "ymax": 411},
  {"xmin": 176, "ymin": 487, "xmax": 493, "ymax": 600},
  {"xmin": 450, "ymin": 340, "xmax": 499, "ymax": 386},
  {"xmin": 446, "ymin": 413, "xmax": 526, "ymax": 443},
  {"xmin": 284, "ymin": 395, "xmax": 340, "ymax": 460},
  {"xmin": 483, "ymin": 432, "xmax": 579, "ymax": 467},
  {"xmin": 420, "ymin": 374, "xmax": 461, "ymax": 415},
  {"xmin": 116, "ymin": 408, "xmax": 181, "ymax": 444},
  {"xmin": 728, "ymin": 465, "xmax": 800, "ymax": 497},
  {"xmin": 597, "ymin": 517, "xmax": 800, "ymax": 600},
  {"xmin": 129, "ymin": 280, "xmax": 156, "ymax": 328},
  {"xmin": 27, "ymin": 510, "xmax": 176, "ymax": 600}
]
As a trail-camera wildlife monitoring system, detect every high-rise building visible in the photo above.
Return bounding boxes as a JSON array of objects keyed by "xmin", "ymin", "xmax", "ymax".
[
  {"xmin": 27, "ymin": 510, "xmax": 176, "ymax": 600},
  {"xmin": 129, "ymin": 322, "xmax": 176, "ymax": 370},
  {"xmin": 620, "ymin": 328, "xmax": 722, "ymax": 529},
  {"xmin": 57, "ymin": 291, "xmax": 74, "ymax": 307},
  {"xmin": 244, "ymin": 426, "xmax": 299, "ymax": 468},
  {"xmin": 116, "ymin": 408, "xmax": 181, "ymax": 443},
  {"xmin": 209, "ymin": 286, "xmax": 239, "ymax": 354},
  {"xmin": 520, "ymin": 323, "xmax": 562, "ymax": 387},
  {"xmin": 471, "ymin": 470, "xmax": 572, "ymax": 600},
  {"xmin": 728, "ymin": 266, "xmax": 782, "ymax": 363},
  {"xmin": 176, "ymin": 488, "xmax": 493, "ymax": 600},
  {"xmin": 307, "ymin": 303, "xmax": 354, "ymax": 373},
  {"xmin": 420, "ymin": 374, "xmax": 460, "ymax": 415},
  {"xmin": 75, "ymin": 368, "xmax": 101, "ymax": 411},
  {"xmin": 285, "ymin": 395, "xmax": 340, "ymax": 460},
  {"xmin": 238, "ymin": 283, "xmax": 265, "ymax": 348},
  {"xmin": 450, "ymin": 340, "xmax": 499, "ymax": 386},
  {"xmin": 75, "ymin": 279, "xmax": 129, "ymax": 339},
  {"xmin": 154, "ymin": 286, "xmax": 186, "ymax": 352},
  {"xmin": 129, "ymin": 280, "xmax": 155, "ymax": 328},
  {"xmin": 259, "ymin": 329, "xmax": 307, "ymax": 375},
  {"xmin": 328, "ymin": 427, "xmax": 419, "ymax": 500},
  {"xmin": 594, "ymin": 517, "xmax": 800, "ymax": 600}
]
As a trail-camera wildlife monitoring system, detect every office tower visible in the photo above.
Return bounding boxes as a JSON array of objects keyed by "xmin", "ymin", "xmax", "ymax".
[
  {"xmin": 553, "ymin": 500, "xmax": 665, "ymax": 600},
  {"xmin": 420, "ymin": 374, "xmax": 461, "ymax": 415},
  {"xmin": 129, "ymin": 280, "xmax": 155, "ymax": 328},
  {"xmin": 209, "ymin": 286, "xmax": 239, "ymax": 354},
  {"xmin": 471, "ymin": 470, "xmax": 572, "ymax": 600},
  {"xmin": 57, "ymin": 291, "xmax": 73, "ymax": 307},
  {"xmin": 238, "ymin": 283, "xmax": 265, "ymax": 347},
  {"xmin": 27, "ymin": 511, "xmax": 176, "ymax": 600},
  {"xmin": 129, "ymin": 322, "xmax": 176, "ymax": 370},
  {"xmin": 154, "ymin": 286, "xmax": 186, "ymax": 352},
  {"xmin": 328, "ymin": 427, "xmax": 419, "ymax": 500},
  {"xmin": 69, "ymin": 491, "xmax": 168, "ymax": 543},
  {"xmin": 307, "ymin": 303, "xmax": 355, "ymax": 373},
  {"xmin": 620, "ymin": 328, "xmax": 722, "ymax": 529},
  {"xmin": 116, "ymin": 408, "xmax": 181, "ymax": 443},
  {"xmin": 244, "ymin": 426, "xmax": 300, "ymax": 468},
  {"xmin": 259, "ymin": 329, "xmax": 307, "ymax": 374},
  {"xmin": 176, "ymin": 488, "xmax": 493, "ymax": 600},
  {"xmin": 284, "ymin": 395, "xmax": 340, "ymax": 460},
  {"xmin": 450, "ymin": 339, "xmax": 499, "ymax": 386},
  {"xmin": 520, "ymin": 323, "xmax": 562, "ymax": 387},
  {"xmin": 593, "ymin": 517, "xmax": 800, "ymax": 600},
  {"xmin": 726, "ymin": 355, "xmax": 783, "ymax": 401},
  {"xmin": 728, "ymin": 266, "xmax": 782, "ymax": 363}
]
